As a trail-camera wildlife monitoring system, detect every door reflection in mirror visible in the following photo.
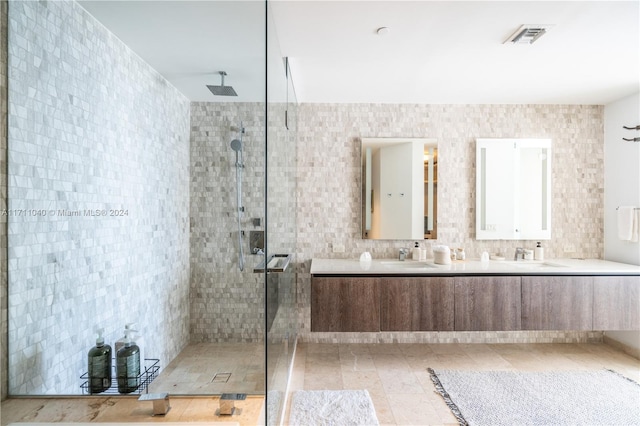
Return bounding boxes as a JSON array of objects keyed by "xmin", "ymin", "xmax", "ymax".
[{"xmin": 361, "ymin": 138, "xmax": 438, "ymax": 240}]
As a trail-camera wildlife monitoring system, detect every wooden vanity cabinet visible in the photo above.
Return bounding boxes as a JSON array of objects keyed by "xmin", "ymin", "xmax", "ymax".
[
  {"xmin": 311, "ymin": 276, "xmax": 380, "ymax": 332},
  {"xmin": 521, "ymin": 276, "xmax": 593, "ymax": 330},
  {"xmin": 380, "ymin": 277, "xmax": 454, "ymax": 331},
  {"xmin": 454, "ymin": 276, "xmax": 522, "ymax": 330},
  {"xmin": 311, "ymin": 273, "xmax": 640, "ymax": 333},
  {"xmin": 593, "ymin": 276, "xmax": 640, "ymax": 330}
]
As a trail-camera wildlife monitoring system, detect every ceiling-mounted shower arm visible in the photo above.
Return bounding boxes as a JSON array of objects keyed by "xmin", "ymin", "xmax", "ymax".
[{"xmin": 206, "ymin": 71, "xmax": 238, "ymax": 97}]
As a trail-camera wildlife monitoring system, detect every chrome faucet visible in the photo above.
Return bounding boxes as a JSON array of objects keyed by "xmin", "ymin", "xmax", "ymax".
[
  {"xmin": 514, "ymin": 247, "xmax": 524, "ymax": 261},
  {"xmin": 399, "ymin": 248, "xmax": 409, "ymax": 261}
]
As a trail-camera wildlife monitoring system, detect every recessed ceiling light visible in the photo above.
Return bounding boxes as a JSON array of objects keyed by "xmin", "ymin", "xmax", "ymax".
[
  {"xmin": 504, "ymin": 24, "xmax": 554, "ymax": 44},
  {"xmin": 376, "ymin": 27, "xmax": 390, "ymax": 36}
]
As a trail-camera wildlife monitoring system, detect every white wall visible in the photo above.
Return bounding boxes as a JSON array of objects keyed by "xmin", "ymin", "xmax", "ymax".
[{"xmin": 604, "ymin": 92, "xmax": 640, "ymax": 351}]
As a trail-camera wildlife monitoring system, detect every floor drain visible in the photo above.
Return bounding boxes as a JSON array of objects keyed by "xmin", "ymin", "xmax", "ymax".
[{"xmin": 211, "ymin": 372, "xmax": 231, "ymax": 383}]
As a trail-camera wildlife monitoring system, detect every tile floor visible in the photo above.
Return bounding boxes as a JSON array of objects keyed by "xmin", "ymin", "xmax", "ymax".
[
  {"xmin": 0, "ymin": 395, "xmax": 264, "ymax": 425},
  {"xmin": 2, "ymin": 342, "xmax": 638, "ymax": 425},
  {"xmin": 148, "ymin": 343, "xmax": 265, "ymax": 395},
  {"xmin": 1, "ymin": 342, "xmax": 268, "ymax": 425},
  {"xmin": 286, "ymin": 342, "xmax": 640, "ymax": 426}
]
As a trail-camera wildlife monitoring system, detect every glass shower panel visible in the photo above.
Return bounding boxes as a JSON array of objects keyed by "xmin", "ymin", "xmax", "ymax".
[
  {"xmin": 265, "ymin": 4, "xmax": 298, "ymax": 423},
  {"xmin": 5, "ymin": 0, "xmax": 268, "ymax": 400}
]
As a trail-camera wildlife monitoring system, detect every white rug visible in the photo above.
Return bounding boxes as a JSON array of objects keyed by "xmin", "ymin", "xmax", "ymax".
[
  {"xmin": 288, "ymin": 390, "xmax": 379, "ymax": 426},
  {"xmin": 428, "ymin": 368, "xmax": 640, "ymax": 426}
]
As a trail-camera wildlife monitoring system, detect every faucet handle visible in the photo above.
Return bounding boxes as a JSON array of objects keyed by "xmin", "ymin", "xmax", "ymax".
[
  {"xmin": 514, "ymin": 247, "xmax": 524, "ymax": 260},
  {"xmin": 399, "ymin": 248, "xmax": 409, "ymax": 261}
]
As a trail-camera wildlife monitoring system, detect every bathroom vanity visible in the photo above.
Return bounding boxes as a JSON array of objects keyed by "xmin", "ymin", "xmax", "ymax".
[{"xmin": 310, "ymin": 258, "xmax": 640, "ymax": 332}]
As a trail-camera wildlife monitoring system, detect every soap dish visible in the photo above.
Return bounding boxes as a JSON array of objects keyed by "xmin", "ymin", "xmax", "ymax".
[{"xmin": 490, "ymin": 255, "xmax": 505, "ymax": 261}]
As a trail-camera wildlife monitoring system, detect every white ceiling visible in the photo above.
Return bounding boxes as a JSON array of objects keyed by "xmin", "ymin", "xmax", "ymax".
[
  {"xmin": 78, "ymin": 1, "xmax": 266, "ymax": 103},
  {"xmin": 80, "ymin": 1, "xmax": 639, "ymax": 105}
]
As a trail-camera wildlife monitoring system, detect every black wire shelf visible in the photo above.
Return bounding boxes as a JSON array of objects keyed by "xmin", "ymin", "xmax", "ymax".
[{"xmin": 80, "ymin": 358, "xmax": 160, "ymax": 395}]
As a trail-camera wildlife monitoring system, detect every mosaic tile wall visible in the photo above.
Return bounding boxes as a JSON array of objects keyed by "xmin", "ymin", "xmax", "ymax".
[
  {"xmin": 1, "ymin": 0, "xmax": 7, "ymax": 401},
  {"xmin": 266, "ymin": 101, "xmax": 298, "ymax": 345},
  {"xmin": 190, "ymin": 102, "xmax": 266, "ymax": 343},
  {"xmin": 265, "ymin": 101, "xmax": 298, "ymax": 421},
  {"xmin": 6, "ymin": 0, "xmax": 191, "ymax": 394},
  {"xmin": 296, "ymin": 103, "xmax": 605, "ymax": 343}
]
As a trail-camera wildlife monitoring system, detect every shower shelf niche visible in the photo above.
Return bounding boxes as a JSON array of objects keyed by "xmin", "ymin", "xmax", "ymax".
[{"xmin": 80, "ymin": 358, "xmax": 160, "ymax": 395}]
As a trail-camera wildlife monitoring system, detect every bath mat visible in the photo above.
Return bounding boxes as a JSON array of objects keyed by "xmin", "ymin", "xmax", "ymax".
[
  {"xmin": 288, "ymin": 389, "xmax": 379, "ymax": 426},
  {"xmin": 428, "ymin": 368, "xmax": 640, "ymax": 426}
]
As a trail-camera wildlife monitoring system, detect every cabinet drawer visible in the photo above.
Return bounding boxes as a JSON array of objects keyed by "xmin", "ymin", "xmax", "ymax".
[
  {"xmin": 593, "ymin": 276, "xmax": 640, "ymax": 330},
  {"xmin": 454, "ymin": 276, "xmax": 521, "ymax": 331},
  {"xmin": 311, "ymin": 277, "xmax": 380, "ymax": 332},
  {"xmin": 522, "ymin": 276, "xmax": 593, "ymax": 330},
  {"xmin": 380, "ymin": 277, "xmax": 454, "ymax": 331}
]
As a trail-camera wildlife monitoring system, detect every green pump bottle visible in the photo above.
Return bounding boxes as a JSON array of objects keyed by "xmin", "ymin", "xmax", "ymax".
[
  {"xmin": 116, "ymin": 329, "xmax": 140, "ymax": 393},
  {"xmin": 87, "ymin": 329, "xmax": 112, "ymax": 394}
]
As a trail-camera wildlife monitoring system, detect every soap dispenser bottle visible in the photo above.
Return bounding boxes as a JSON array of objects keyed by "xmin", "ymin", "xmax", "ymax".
[
  {"xmin": 116, "ymin": 328, "xmax": 140, "ymax": 394},
  {"xmin": 115, "ymin": 323, "xmax": 135, "ymax": 353},
  {"xmin": 115, "ymin": 323, "xmax": 145, "ymax": 370},
  {"xmin": 534, "ymin": 242, "xmax": 544, "ymax": 261},
  {"xmin": 87, "ymin": 328, "xmax": 112, "ymax": 394},
  {"xmin": 412, "ymin": 242, "xmax": 421, "ymax": 260}
]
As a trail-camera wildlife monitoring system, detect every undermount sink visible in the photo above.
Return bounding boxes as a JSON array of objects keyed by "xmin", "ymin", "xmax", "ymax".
[
  {"xmin": 512, "ymin": 261, "xmax": 567, "ymax": 269},
  {"xmin": 381, "ymin": 261, "xmax": 437, "ymax": 269}
]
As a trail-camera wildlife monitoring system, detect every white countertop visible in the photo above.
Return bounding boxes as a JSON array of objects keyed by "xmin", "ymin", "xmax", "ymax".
[{"xmin": 310, "ymin": 258, "xmax": 640, "ymax": 276}]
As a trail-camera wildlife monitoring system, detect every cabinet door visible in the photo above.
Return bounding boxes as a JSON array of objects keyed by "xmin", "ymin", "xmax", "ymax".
[
  {"xmin": 311, "ymin": 277, "xmax": 380, "ymax": 332},
  {"xmin": 593, "ymin": 276, "xmax": 640, "ymax": 330},
  {"xmin": 522, "ymin": 276, "xmax": 593, "ymax": 330},
  {"xmin": 380, "ymin": 277, "xmax": 454, "ymax": 331},
  {"xmin": 454, "ymin": 276, "xmax": 521, "ymax": 331},
  {"xmin": 347, "ymin": 277, "xmax": 380, "ymax": 332}
]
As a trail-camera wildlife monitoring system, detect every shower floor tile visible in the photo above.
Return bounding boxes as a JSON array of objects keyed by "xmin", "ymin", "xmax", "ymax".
[{"xmin": 148, "ymin": 342, "xmax": 265, "ymax": 395}]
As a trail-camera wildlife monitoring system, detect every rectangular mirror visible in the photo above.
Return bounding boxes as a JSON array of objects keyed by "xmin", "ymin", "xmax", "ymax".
[
  {"xmin": 476, "ymin": 138, "xmax": 552, "ymax": 240},
  {"xmin": 361, "ymin": 138, "xmax": 438, "ymax": 240}
]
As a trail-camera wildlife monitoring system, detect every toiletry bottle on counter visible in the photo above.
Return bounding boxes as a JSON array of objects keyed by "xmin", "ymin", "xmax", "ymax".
[
  {"xmin": 412, "ymin": 242, "xmax": 421, "ymax": 260},
  {"xmin": 88, "ymin": 329, "xmax": 112, "ymax": 394},
  {"xmin": 456, "ymin": 248, "xmax": 466, "ymax": 261},
  {"xmin": 420, "ymin": 242, "xmax": 428, "ymax": 261},
  {"xmin": 116, "ymin": 329, "xmax": 140, "ymax": 394},
  {"xmin": 535, "ymin": 242, "xmax": 544, "ymax": 261}
]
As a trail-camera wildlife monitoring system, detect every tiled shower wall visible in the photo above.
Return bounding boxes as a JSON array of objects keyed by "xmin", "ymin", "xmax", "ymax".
[
  {"xmin": 190, "ymin": 102, "xmax": 265, "ymax": 343},
  {"xmin": 296, "ymin": 103, "xmax": 604, "ymax": 342},
  {"xmin": 6, "ymin": 0, "xmax": 191, "ymax": 394}
]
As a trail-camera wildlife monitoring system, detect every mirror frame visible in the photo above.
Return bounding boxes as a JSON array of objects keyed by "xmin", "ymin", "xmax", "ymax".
[
  {"xmin": 361, "ymin": 137, "xmax": 438, "ymax": 240},
  {"xmin": 476, "ymin": 138, "xmax": 552, "ymax": 240}
]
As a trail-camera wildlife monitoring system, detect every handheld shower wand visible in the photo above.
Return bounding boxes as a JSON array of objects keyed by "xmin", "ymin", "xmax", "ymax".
[{"xmin": 231, "ymin": 125, "xmax": 245, "ymax": 271}]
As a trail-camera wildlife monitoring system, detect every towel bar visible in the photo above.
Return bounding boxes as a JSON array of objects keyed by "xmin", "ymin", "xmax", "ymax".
[{"xmin": 616, "ymin": 206, "xmax": 640, "ymax": 210}]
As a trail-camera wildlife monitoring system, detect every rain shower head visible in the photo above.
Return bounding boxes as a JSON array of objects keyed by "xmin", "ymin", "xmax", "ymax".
[
  {"xmin": 207, "ymin": 71, "xmax": 238, "ymax": 97},
  {"xmin": 230, "ymin": 139, "xmax": 242, "ymax": 152}
]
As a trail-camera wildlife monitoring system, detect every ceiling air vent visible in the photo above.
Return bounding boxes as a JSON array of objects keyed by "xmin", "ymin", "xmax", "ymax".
[{"xmin": 504, "ymin": 25, "xmax": 553, "ymax": 45}]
